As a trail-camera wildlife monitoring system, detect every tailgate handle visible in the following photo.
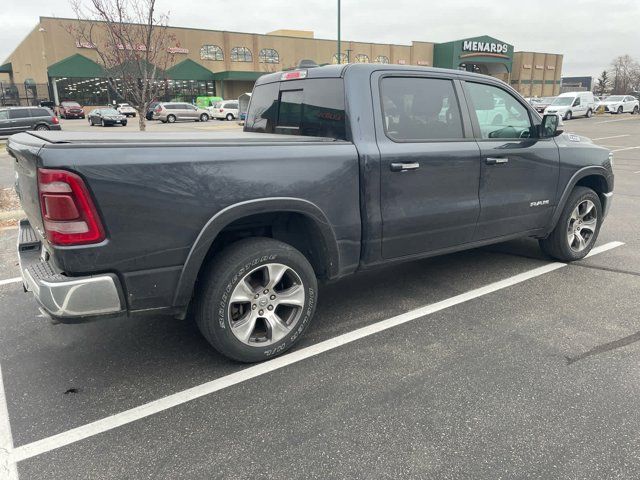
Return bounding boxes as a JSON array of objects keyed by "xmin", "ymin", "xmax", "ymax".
[
  {"xmin": 390, "ymin": 162, "xmax": 420, "ymax": 172},
  {"xmin": 486, "ymin": 157, "xmax": 509, "ymax": 165}
]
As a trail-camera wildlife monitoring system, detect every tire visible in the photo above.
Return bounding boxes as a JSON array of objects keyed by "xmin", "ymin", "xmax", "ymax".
[
  {"xmin": 586, "ymin": 109, "xmax": 593, "ymax": 118},
  {"xmin": 88, "ymin": 118, "xmax": 93, "ymax": 126},
  {"xmin": 539, "ymin": 186, "xmax": 602, "ymax": 262},
  {"xmin": 617, "ymin": 106, "xmax": 623, "ymax": 114},
  {"xmin": 122, "ymin": 121, "xmax": 127, "ymax": 127},
  {"xmin": 633, "ymin": 106, "xmax": 639, "ymax": 115},
  {"xmin": 167, "ymin": 114, "xmax": 176, "ymax": 123},
  {"xmin": 564, "ymin": 111, "xmax": 572, "ymax": 120},
  {"xmin": 226, "ymin": 113, "xmax": 234, "ymax": 121},
  {"xmin": 200, "ymin": 113, "xmax": 209, "ymax": 122},
  {"xmin": 132, "ymin": 113, "xmax": 136, "ymax": 118},
  {"xmin": 194, "ymin": 237, "xmax": 318, "ymax": 363},
  {"xmin": 101, "ymin": 119, "xmax": 106, "ymax": 127},
  {"xmin": 34, "ymin": 124, "xmax": 49, "ymax": 131}
]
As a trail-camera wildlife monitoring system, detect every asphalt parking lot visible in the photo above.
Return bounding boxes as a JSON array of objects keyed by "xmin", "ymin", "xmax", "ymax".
[{"xmin": 0, "ymin": 113, "xmax": 639, "ymax": 479}]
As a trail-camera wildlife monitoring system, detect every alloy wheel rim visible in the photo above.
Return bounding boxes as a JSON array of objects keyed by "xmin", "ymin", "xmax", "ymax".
[
  {"xmin": 228, "ymin": 263, "xmax": 305, "ymax": 346},
  {"xmin": 567, "ymin": 199, "xmax": 597, "ymax": 252}
]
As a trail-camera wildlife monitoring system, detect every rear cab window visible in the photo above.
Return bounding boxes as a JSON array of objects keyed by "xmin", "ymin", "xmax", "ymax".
[{"xmin": 244, "ymin": 78, "xmax": 346, "ymax": 140}]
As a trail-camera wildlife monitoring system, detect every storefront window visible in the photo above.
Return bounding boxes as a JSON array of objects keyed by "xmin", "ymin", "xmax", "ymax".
[
  {"xmin": 231, "ymin": 47, "xmax": 253, "ymax": 62},
  {"xmin": 374, "ymin": 55, "xmax": 390, "ymax": 64},
  {"xmin": 332, "ymin": 53, "xmax": 348, "ymax": 64},
  {"xmin": 355, "ymin": 54, "xmax": 369, "ymax": 63},
  {"xmin": 259, "ymin": 48, "xmax": 280, "ymax": 64},
  {"xmin": 200, "ymin": 45, "xmax": 224, "ymax": 61}
]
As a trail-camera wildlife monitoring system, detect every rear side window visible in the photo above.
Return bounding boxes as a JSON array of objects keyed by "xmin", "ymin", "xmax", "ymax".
[
  {"xmin": 244, "ymin": 78, "xmax": 346, "ymax": 140},
  {"xmin": 9, "ymin": 109, "xmax": 30, "ymax": 119},
  {"xmin": 30, "ymin": 108, "xmax": 51, "ymax": 117},
  {"xmin": 381, "ymin": 77, "xmax": 464, "ymax": 141}
]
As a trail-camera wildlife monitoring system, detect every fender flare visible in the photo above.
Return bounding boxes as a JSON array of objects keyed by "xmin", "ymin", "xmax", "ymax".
[
  {"xmin": 172, "ymin": 197, "xmax": 340, "ymax": 308},
  {"xmin": 548, "ymin": 166, "xmax": 612, "ymax": 232}
]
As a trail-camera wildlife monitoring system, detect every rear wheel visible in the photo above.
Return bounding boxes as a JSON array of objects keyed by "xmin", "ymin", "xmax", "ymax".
[
  {"xmin": 122, "ymin": 121, "xmax": 127, "ymax": 127},
  {"xmin": 167, "ymin": 114, "xmax": 176, "ymax": 123},
  {"xmin": 539, "ymin": 186, "xmax": 602, "ymax": 261},
  {"xmin": 34, "ymin": 124, "xmax": 49, "ymax": 131},
  {"xmin": 194, "ymin": 238, "xmax": 318, "ymax": 363}
]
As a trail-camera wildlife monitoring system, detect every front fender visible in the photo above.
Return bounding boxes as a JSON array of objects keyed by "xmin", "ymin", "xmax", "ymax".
[
  {"xmin": 547, "ymin": 166, "xmax": 613, "ymax": 233},
  {"xmin": 172, "ymin": 197, "xmax": 340, "ymax": 308}
]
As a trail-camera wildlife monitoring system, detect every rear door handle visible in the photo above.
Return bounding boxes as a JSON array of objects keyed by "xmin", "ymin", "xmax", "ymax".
[
  {"xmin": 390, "ymin": 162, "xmax": 420, "ymax": 172},
  {"xmin": 485, "ymin": 157, "xmax": 509, "ymax": 165}
]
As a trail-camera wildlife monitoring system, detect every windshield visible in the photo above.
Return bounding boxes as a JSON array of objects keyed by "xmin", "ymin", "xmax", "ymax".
[
  {"xmin": 605, "ymin": 96, "xmax": 624, "ymax": 101},
  {"xmin": 62, "ymin": 102, "xmax": 81, "ymax": 107},
  {"xmin": 541, "ymin": 97, "xmax": 555, "ymax": 103},
  {"xmin": 102, "ymin": 109, "xmax": 119, "ymax": 115},
  {"xmin": 551, "ymin": 97, "xmax": 574, "ymax": 106},
  {"xmin": 119, "ymin": 103, "xmax": 131, "ymax": 107}
]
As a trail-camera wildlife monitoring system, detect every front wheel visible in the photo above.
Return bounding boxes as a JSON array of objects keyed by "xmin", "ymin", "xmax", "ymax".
[
  {"xmin": 617, "ymin": 106, "xmax": 623, "ymax": 114},
  {"xmin": 539, "ymin": 186, "xmax": 602, "ymax": 261},
  {"xmin": 200, "ymin": 113, "xmax": 209, "ymax": 122},
  {"xmin": 194, "ymin": 238, "xmax": 318, "ymax": 363},
  {"xmin": 564, "ymin": 111, "xmax": 572, "ymax": 120},
  {"xmin": 633, "ymin": 106, "xmax": 639, "ymax": 115},
  {"xmin": 101, "ymin": 119, "xmax": 106, "ymax": 127},
  {"xmin": 586, "ymin": 109, "xmax": 593, "ymax": 118}
]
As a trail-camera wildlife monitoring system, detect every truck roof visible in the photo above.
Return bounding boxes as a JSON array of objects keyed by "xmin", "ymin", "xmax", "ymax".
[{"xmin": 255, "ymin": 63, "xmax": 502, "ymax": 86}]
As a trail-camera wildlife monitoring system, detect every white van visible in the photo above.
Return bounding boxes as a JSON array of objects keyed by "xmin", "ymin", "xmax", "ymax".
[{"xmin": 544, "ymin": 91, "xmax": 596, "ymax": 120}]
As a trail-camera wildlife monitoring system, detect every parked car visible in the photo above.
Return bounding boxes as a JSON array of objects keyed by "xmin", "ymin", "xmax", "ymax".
[
  {"xmin": 529, "ymin": 96, "xmax": 556, "ymax": 114},
  {"xmin": 116, "ymin": 103, "xmax": 137, "ymax": 117},
  {"xmin": 153, "ymin": 102, "xmax": 210, "ymax": 123},
  {"xmin": 209, "ymin": 100, "xmax": 239, "ymax": 120},
  {"xmin": 544, "ymin": 91, "xmax": 596, "ymax": 120},
  {"xmin": 9, "ymin": 64, "xmax": 613, "ymax": 363},
  {"xmin": 88, "ymin": 108, "xmax": 128, "ymax": 127},
  {"xmin": 57, "ymin": 101, "xmax": 85, "ymax": 119},
  {"xmin": 146, "ymin": 101, "xmax": 161, "ymax": 120},
  {"xmin": 0, "ymin": 106, "xmax": 60, "ymax": 135},
  {"xmin": 601, "ymin": 95, "xmax": 639, "ymax": 114}
]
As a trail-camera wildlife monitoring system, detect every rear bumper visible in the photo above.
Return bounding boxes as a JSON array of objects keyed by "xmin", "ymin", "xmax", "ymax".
[{"xmin": 17, "ymin": 219, "xmax": 124, "ymax": 322}]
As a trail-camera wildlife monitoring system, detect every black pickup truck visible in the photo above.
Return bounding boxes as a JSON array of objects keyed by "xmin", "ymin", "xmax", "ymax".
[{"xmin": 8, "ymin": 64, "xmax": 614, "ymax": 362}]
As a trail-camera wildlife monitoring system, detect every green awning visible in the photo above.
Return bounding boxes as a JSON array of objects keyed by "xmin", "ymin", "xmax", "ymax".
[
  {"xmin": 212, "ymin": 71, "xmax": 265, "ymax": 81},
  {"xmin": 0, "ymin": 62, "xmax": 12, "ymax": 74},
  {"xmin": 166, "ymin": 59, "xmax": 214, "ymax": 81},
  {"xmin": 48, "ymin": 54, "xmax": 106, "ymax": 78}
]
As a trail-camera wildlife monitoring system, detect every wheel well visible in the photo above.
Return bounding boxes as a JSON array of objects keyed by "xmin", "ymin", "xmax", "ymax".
[
  {"xmin": 203, "ymin": 212, "xmax": 331, "ymax": 280},
  {"xmin": 575, "ymin": 175, "xmax": 608, "ymax": 202}
]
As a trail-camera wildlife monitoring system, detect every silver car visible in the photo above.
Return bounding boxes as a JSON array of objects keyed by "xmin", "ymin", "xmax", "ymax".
[{"xmin": 153, "ymin": 102, "xmax": 210, "ymax": 123}]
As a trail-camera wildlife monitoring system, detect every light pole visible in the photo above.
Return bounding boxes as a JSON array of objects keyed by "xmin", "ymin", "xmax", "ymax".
[{"xmin": 337, "ymin": 0, "xmax": 341, "ymax": 64}]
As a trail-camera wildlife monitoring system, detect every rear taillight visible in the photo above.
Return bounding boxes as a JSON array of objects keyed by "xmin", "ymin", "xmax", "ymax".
[
  {"xmin": 219, "ymin": 108, "xmax": 224, "ymax": 112},
  {"xmin": 38, "ymin": 169, "xmax": 105, "ymax": 245},
  {"xmin": 154, "ymin": 106, "xmax": 162, "ymax": 113},
  {"xmin": 51, "ymin": 116, "xmax": 59, "ymax": 125}
]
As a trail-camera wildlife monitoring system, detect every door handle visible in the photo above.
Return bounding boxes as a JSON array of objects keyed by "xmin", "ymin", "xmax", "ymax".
[
  {"xmin": 485, "ymin": 157, "xmax": 509, "ymax": 165},
  {"xmin": 390, "ymin": 162, "xmax": 420, "ymax": 172}
]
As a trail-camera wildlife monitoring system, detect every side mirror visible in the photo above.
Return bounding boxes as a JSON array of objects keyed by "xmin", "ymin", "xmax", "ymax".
[{"xmin": 540, "ymin": 114, "xmax": 563, "ymax": 138}]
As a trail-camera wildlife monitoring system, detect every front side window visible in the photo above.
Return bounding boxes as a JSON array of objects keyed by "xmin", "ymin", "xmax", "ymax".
[
  {"xmin": 381, "ymin": 77, "xmax": 464, "ymax": 141},
  {"xmin": 200, "ymin": 45, "xmax": 224, "ymax": 61},
  {"xmin": 31, "ymin": 108, "xmax": 50, "ymax": 117},
  {"xmin": 465, "ymin": 82, "xmax": 533, "ymax": 139},
  {"xmin": 355, "ymin": 54, "xmax": 369, "ymax": 63},
  {"xmin": 259, "ymin": 48, "xmax": 279, "ymax": 64},
  {"xmin": 231, "ymin": 47, "xmax": 253, "ymax": 62},
  {"xmin": 374, "ymin": 55, "xmax": 390, "ymax": 64}
]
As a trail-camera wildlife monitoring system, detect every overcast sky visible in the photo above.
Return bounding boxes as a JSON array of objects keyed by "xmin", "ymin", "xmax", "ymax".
[{"xmin": 1, "ymin": 0, "xmax": 639, "ymax": 78}]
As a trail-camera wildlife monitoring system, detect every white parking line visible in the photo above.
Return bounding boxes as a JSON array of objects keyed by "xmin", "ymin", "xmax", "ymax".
[
  {"xmin": 592, "ymin": 135, "xmax": 630, "ymax": 141},
  {"xmin": 595, "ymin": 117, "xmax": 638, "ymax": 125},
  {"xmin": 0, "ymin": 240, "xmax": 625, "ymax": 469},
  {"xmin": 0, "ymin": 366, "xmax": 19, "ymax": 480},
  {"xmin": 611, "ymin": 146, "xmax": 640, "ymax": 153},
  {"xmin": 0, "ymin": 278, "xmax": 21, "ymax": 287}
]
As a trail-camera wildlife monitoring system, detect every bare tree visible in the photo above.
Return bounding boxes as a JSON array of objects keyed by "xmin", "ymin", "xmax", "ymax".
[
  {"xmin": 610, "ymin": 55, "xmax": 640, "ymax": 95},
  {"xmin": 66, "ymin": 0, "xmax": 177, "ymax": 130}
]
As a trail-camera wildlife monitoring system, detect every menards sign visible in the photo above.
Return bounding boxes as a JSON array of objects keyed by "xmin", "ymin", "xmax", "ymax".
[{"xmin": 462, "ymin": 40, "xmax": 509, "ymax": 55}]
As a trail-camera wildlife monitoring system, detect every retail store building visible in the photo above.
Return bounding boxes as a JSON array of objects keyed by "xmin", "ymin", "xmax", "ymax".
[{"xmin": 0, "ymin": 17, "xmax": 563, "ymax": 107}]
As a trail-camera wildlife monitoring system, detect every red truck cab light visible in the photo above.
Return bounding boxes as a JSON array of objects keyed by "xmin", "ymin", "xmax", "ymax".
[{"xmin": 38, "ymin": 169, "xmax": 105, "ymax": 245}]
